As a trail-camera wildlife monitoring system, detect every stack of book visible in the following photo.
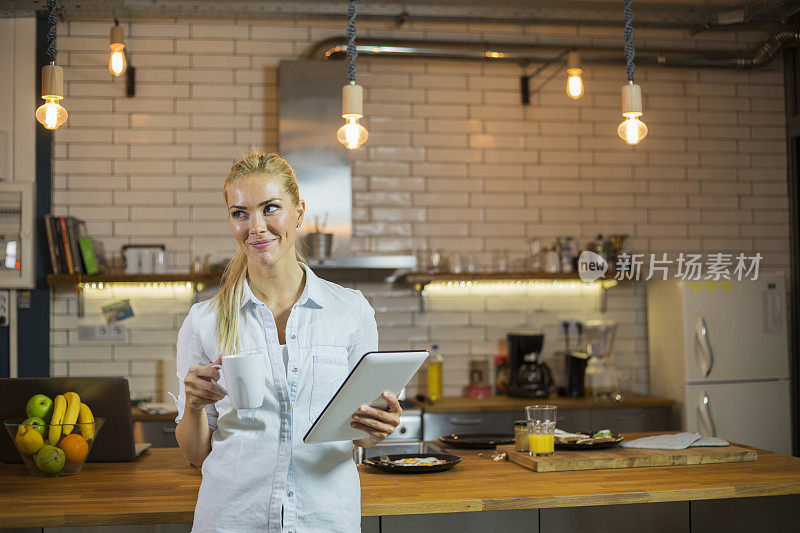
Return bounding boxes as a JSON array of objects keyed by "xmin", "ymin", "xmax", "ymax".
[{"xmin": 43, "ymin": 215, "xmax": 105, "ymax": 275}]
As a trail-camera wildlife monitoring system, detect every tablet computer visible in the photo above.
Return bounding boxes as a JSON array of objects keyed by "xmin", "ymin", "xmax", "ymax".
[{"xmin": 303, "ymin": 350, "xmax": 428, "ymax": 444}]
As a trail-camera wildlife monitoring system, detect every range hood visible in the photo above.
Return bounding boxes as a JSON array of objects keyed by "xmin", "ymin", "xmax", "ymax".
[{"xmin": 278, "ymin": 60, "xmax": 415, "ymax": 272}]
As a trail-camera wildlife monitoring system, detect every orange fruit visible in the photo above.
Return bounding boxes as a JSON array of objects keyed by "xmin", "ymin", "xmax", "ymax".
[{"xmin": 58, "ymin": 433, "xmax": 89, "ymax": 463}]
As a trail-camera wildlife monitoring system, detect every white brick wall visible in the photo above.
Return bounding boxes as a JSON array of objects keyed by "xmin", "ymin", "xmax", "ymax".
[{"xmin": 47, "ymin": 17, "xmax": 788, "ymax": 400}]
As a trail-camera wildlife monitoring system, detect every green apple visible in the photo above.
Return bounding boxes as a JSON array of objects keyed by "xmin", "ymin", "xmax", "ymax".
[
  {"xmin": 22, "ymin": 416, "xmax": 46, "ymax": 437},
  {"xmin": 34, "ymin": 444, "xmax": 65, "ymax": 474},
  {"xmin": 26, "ymin": 394, "xmax": 53, "ymax": 421}
]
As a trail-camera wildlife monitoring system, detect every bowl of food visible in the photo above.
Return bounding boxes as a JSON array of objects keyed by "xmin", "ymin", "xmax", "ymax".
[{"xmin": 3, "ymin": 391, "xmax": 104, "ymax": 476}]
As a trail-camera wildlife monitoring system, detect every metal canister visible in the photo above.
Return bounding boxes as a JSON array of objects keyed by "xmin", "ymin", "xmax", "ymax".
[{"xmin": 305, "ymin": 232, "xmax": 333, "ymax": 258}]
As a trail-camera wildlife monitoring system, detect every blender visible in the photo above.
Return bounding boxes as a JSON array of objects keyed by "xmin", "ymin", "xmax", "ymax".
[{"xmin": 583, "ymin": 320, "xmax": 618, "ymax": 400}]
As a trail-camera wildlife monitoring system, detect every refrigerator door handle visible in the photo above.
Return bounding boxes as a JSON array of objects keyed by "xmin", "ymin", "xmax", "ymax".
[
  {"xmin": 695, "ymin": 317, "xmax": 714, "ymax": 377},
  {"xmin": 699, "ymin": 392, "xmax": 717, "ymax": 437}
]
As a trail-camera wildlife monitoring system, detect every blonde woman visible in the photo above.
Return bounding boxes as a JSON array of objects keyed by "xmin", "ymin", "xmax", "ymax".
[{"xmin": 172, "ymin": 152, "xmax": 401, "ymax": 532}]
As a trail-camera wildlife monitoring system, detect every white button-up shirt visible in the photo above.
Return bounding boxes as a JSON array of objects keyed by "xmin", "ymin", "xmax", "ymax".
[{"xmin": 172, "ymin": 265, "xmax": 378, "ymax": 533}]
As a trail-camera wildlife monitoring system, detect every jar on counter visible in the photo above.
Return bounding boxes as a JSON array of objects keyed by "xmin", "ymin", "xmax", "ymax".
[{"xmin": 514, "ymin": 420, "xmax": 529, "ymax": 452}]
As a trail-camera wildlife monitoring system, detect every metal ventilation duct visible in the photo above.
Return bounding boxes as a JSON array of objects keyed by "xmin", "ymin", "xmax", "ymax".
[
  {"xmin": 1, "ymin": 0, "xmax": 798, "ymax": 31},
  {"xmin": 306, "ymin": 25, "xmax": 800, "ymax": 69}
]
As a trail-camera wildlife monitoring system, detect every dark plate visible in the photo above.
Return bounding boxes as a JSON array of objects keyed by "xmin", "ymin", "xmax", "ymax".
[
  {"xmin": 555, "ymin": 431, "xmax": 625, "ymax": 450},
  {"xmin": 439, "ymin": 433, "xmax": 515, "ymax": 449},
  {"xmin": 362, "ymin": 453, "xmax": 462, "ymax": 474}
]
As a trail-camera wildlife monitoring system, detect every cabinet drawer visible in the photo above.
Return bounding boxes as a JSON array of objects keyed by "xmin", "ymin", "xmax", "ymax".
[
  {"xmin": 133, "ymin": 420, "xmax": 178, "ymax": 448},
  {"xmin": 591, "ymin": 408, "xmax": 674, "ymax": 433}
]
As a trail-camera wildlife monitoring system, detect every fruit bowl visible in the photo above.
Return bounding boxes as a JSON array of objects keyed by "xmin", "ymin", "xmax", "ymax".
[{"xmin": 3, "ymin": 418, "xmax": 104, "ymax": 476}]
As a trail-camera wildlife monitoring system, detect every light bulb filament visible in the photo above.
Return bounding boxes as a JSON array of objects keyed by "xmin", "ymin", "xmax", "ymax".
[
  {"xmin": 336, "ymin": 114, "xmax": 368, "ymax": 150},
  {"xmin": 566, "ymin": 68, "xmax": 583, "ymax": 99},
  {"xmin": 109, "ymin": 43, "xmax": 127, "ymax": 76},
  {"xmin": 617, "ymin": 113, "xmax": 648, "ymax": 145},
  {"xmin": 35, "ymin": 96, "xmax": 68, "ymax": 130}
]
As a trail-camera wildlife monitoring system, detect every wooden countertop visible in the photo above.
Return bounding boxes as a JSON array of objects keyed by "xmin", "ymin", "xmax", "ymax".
[
  {"xmin": 420, "ymin": 394, "xmax": 674, "ymax": 413},
  {"xmin": 1, "ymin": 434, "xmax": 798, "ymax": 527},
  {"xmin": 131, "ymin": 394, "xmax": 674, "ymax": 421},
  {"xmin": 131, "ymin": 407, "xmax": 178, "ymax": 421}
]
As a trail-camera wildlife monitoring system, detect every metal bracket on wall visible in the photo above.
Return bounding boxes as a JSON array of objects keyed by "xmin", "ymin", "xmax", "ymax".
[
  {"xmin": 417, "ymin": 283, "xmax": 427, "ymax": 314},
  {"xmin": 76, "ymin": 285, "xmax": 84, "ymax": 318},
  {"xmin": 599, "ymin": 283, "xmax": 607, "ymax": 313}
]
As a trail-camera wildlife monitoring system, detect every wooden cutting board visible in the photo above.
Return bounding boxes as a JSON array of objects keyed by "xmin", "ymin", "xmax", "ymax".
[{"xmin": 497, "ymin": 443, "xmax": 758, "ymax": 472}]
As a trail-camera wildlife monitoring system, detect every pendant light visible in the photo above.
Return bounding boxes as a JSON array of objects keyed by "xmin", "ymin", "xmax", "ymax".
[
  {"xmin": 565, "ymin": 51, "xmax": 584, "ymax": 100},
  {"xmin": 336, "ymin": 0, "xmax": 368, "ymax": 150},
  {"xmin": 108, "ymin": 19, "xmax": 128, "ymax": 77},
  {"xmin": 35, "ymin": 0, "xmax": 68, "ymax": 131},
  {"xmin": 617, "ymin": 0, "xmax": 647, "ymax": 145}
]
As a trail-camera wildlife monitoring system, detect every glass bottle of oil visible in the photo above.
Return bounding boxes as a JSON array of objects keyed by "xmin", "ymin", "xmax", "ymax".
[{"xmin": 427, "ymin": 344, "xmax": 443, "ymax": 402}]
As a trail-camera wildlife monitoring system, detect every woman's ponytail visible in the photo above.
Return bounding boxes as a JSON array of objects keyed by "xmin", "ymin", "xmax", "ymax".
[{"xmin": 213, "ymin": 248, "xmax": 247, "ymax": 355}]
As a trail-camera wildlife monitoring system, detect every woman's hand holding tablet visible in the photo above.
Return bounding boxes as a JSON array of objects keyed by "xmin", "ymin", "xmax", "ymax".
[{"xmin": 350, "ymin": 391, "xmax": 402, "ymax": 448}]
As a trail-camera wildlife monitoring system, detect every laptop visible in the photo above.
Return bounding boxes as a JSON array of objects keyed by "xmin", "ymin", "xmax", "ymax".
[{"xmin": 0, "ymin": 377, "xmax": 151, "ymax": 463}]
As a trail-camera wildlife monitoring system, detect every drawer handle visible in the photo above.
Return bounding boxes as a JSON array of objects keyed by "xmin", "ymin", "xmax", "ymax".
[
  {"xmin": 448, "ymin": 418, "xmax": 482, "ymax": 425},
  {"xmin": 613, "ymin": 413, "xmax": 646, "ymax": 420},
  {"xmin": 162, "ymin": 427, "xmax": 176, "ymax": 434}
]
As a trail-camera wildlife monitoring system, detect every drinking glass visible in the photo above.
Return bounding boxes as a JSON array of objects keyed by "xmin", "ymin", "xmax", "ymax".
[
  {"xmin": 525, "ymin": 404, "xmax": 557, "ymax": 456},
  {"xmin": 450, "ymin": 253, "xmax": 464, "ymax": 274}
]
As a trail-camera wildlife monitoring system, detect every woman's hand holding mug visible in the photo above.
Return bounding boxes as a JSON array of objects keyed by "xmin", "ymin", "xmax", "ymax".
[{"xmin": 183, "ymin": 355, "xmax": 226, "ymax": 413}]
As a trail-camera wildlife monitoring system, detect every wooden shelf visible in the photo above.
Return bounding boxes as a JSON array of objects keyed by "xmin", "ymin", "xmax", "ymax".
[
  {"xmin": 46, "ymin": 272, "xmax": 222, "ymax": 286},
  {"xmin": 398, "ymin": 271, "xmax": 619, "ymax": 286}
]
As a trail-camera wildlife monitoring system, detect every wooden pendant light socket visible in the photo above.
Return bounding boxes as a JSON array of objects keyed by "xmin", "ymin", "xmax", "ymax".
[
  {"xmin": 566, "ymin": 51, "xmax": 580, "ymax": 69},
  {"xmin": 342, "ymin": 83, "xmax": 363, "ymax": 117},
  {"xmin": 41, "ymin": 64, "xmax": 64, "ymax": 98},
  {"xmin": 621, "ymin": 83, "xmax": 643, "ymax": 115},
  {"xmin": 110, "ymin": 24, "xmax": 124, "ymax": 45}
]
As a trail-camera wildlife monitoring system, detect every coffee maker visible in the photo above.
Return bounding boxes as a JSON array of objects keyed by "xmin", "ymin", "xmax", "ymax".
[{"xmin": 507, "ymin": 332, "xmax": 553, "ymax": 398}]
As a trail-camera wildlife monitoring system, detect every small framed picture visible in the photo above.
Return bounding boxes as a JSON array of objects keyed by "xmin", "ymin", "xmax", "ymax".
[{"xmin": 101, "ymin": 299, "xmax": 134, "ymax": 324}]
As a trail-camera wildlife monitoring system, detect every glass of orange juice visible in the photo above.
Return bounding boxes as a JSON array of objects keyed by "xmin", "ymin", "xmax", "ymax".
[{"xmin": 525, "ymin": 405, "xmax": 557, "ymax": 456}]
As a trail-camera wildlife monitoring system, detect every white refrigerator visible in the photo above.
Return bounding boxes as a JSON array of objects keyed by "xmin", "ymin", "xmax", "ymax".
[{"xmin": 646, "ymin": 273, "xmax": 792, "ymax": 454}]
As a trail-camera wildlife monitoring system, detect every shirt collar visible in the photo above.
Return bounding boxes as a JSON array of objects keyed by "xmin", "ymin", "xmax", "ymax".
[{"xmin": 241, "ymin": 263, "xmax": 325, "ymax": 309}]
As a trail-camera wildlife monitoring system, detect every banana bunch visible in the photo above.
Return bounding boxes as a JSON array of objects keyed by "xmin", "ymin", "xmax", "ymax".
[{"xmin": 47, "ymin": 391, "xmax": 94, "ymax": 444}]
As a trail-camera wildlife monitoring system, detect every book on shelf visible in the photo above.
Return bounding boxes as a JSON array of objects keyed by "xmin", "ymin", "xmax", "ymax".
[
  {"xmin": 66, "ymin": 217, "xmax": 86, "ymax": 275},
  {"xmin": 43, "ymin": 214, "xmax": 59, "ymax": 274},
  {"xmin": 44, "ymin": 215, "xmax": 105, "ymax": 275},
  {"xmin": 79, "ymin": 236, "xmax": 102, "ymax": 275}
]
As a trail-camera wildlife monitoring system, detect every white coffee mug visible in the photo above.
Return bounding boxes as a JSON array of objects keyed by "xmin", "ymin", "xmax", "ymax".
[{"xmin": 212, "ymin": 350, "xmax": 266, "ymax": 409}]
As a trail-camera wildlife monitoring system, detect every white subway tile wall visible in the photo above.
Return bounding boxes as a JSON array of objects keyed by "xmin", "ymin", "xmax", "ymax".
[{"xmin": 49, "ymin": 18, "xmax": 788, "ymax": 400}]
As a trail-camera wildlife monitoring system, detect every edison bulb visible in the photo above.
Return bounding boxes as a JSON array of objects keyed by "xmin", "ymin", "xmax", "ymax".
[
  {"xmin": 566, "ymin": 68, "xmax": 584, "ymax": 99},
  {"xmin": 109, "ymin": 43, "xmax": 127, "ymax": 76},
  {"xmin": 617, "ymin": 113, "xmax": 648, "ymax": 145},
  {"xmin": 35, "ymin": 97, "xmax": 68, "ymax": 130},
  {"xmin": 336, "ymin": 115, "xmax": 369, "ymax": 149}
]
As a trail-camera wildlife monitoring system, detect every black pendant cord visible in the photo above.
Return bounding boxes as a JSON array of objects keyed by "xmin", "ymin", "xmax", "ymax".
[
  {"xmin": 46, "ymin": 0, "xmax": 58, "ymax": 64},
  {"xmin": 623, "ymin": 0, "xmax": 635, "ymax": 83},
  {"xmin": 346, "ymin": 0, "xmax": 363, "ymax": 83}
]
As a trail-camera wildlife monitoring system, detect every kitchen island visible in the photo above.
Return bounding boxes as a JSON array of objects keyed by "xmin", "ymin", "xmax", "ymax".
[{"xmin": 1, "ymin": 435, "xmax": 799, "ymax": 532}]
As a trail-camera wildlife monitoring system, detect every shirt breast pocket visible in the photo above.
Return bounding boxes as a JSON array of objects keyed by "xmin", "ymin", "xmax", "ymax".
[{"xmin": 309, "ymin": 346, "xmax": 349, "ymax": 422}]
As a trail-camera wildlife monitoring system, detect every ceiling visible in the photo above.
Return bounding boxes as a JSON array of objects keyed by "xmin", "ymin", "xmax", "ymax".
[{"xmin": 0, "ymin": 0, "xmax": 798, "ymax": 29}]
